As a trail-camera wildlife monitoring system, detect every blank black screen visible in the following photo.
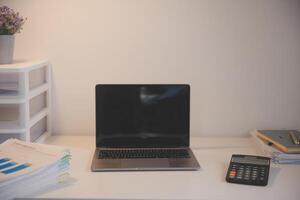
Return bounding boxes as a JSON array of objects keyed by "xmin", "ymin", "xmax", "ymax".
[{"xmin": 96, "ymin": 84, "xmax": 190, "ymax": 148}]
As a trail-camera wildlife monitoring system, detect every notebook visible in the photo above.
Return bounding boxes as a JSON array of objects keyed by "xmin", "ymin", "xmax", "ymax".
[
  {"xmin": 256, "ymin": 130, "xmax": 300, "ymax": 154},
  {"xmin": 91, "ymin": 84, "xmax": 200, "ymax": 171}
]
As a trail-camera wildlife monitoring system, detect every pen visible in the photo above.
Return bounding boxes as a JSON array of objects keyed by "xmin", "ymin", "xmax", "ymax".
[{"xmin": 289, "ymin": 132, "xmax": 300, "ymax": 145}]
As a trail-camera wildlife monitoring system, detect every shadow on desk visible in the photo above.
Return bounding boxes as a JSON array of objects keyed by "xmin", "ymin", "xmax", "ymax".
[
  {"xmin": 15, "ymin": 177, "xmax": 77, "ymax": 200},
  {"xmin": 268, "ymin": 166, "xmax": 281, "ymax": 187}
]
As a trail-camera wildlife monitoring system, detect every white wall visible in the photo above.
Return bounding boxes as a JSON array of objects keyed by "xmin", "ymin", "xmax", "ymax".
[{"xmin": 1, "ymin": 0, "xmax": 300, "ymax": 136}]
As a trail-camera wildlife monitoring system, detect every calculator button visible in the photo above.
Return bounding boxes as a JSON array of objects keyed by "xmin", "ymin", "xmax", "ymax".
[
  {"xmin": 252, "ymin": 175, "xmax": 257, "ymax": 178},
  {"xmin": 229, "ymin": 170, "xmax": 236, "ymax": 178}
]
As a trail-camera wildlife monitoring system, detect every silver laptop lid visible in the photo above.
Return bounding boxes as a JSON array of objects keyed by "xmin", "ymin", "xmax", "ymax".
[{"xmin": 95, "ymin": 84, "xmax": 190, "ymax": 148}]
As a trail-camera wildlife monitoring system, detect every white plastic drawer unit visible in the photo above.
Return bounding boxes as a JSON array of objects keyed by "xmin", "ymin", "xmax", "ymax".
[
  {"xmin": 0, "ymin": 72, "xmax": 23, "ymax": 99},
  {"xmin": 30, "ymin": 116, "xmax": 47, "ymax": 142},
  {"xmin": 30, "ymin": 92, "xmax": 47, "ymax": 118},
  {"xmin": 0, "ymin": 103, "xmax": 25, "ymax": 131},
  {"xmin": 0, "ymin": 60, "xmax": 52, "ymax": 143},
  {"xmin": 29, "ymin": 66, "xmax": 46, "ymax": 90}
]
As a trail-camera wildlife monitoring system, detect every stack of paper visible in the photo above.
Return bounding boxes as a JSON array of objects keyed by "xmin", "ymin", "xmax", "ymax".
[
  {"xmin": 251, "ymin": 131, "xmax": 300, "ymax": 164},
  {"xmin": 0, "ymin": 139, "xmax": 71, "ymax": 200}
]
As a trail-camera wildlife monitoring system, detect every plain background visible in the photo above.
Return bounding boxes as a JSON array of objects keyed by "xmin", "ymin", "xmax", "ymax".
[{"xmin": 1, "ymin": 0, "xmax": 300, "ymax": 136}]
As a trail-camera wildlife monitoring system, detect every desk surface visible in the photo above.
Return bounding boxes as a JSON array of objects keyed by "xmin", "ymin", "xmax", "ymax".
[{"xmin": 31, "ymin": 136, "xmax": 300, "ymax": 200}]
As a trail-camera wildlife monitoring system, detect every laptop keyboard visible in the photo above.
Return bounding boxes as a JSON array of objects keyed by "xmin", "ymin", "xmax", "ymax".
[{"xmin": 98, "ymin": 149, "xmax": 190, "ymax": 159}]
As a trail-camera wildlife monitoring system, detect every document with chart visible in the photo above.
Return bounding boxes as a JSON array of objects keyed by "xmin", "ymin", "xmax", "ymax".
[{"xmin": 0, "ymin": 139, "xmax": 71, "ymax": 200}]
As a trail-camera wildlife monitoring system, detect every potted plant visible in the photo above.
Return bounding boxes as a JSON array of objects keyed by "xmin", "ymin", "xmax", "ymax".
[{"xmin": 0, "ymin": 5, "xmax": 25, "ymax": 64}]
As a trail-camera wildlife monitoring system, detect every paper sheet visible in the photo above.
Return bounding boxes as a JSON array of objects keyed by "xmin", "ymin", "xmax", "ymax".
[{"xmin": 0, "ymin": 139, "xmax": 71, "ymax": 200}]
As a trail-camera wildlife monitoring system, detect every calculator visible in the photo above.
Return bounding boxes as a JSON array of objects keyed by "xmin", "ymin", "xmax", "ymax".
[{"xmin": 226, "ymin": 154, "xmax": 271, "ymax": 186}]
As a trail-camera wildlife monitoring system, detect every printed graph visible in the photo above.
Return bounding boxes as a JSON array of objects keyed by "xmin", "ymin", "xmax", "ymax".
[{"xmin": 0, "ymin": 157, "xmax": 31, "ymax": 174}]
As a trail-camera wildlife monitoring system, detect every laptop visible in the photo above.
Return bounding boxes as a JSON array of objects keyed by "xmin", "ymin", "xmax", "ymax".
[{"xmin": 91, "ymin": 84, "xmax": 200, "ymax": 171}]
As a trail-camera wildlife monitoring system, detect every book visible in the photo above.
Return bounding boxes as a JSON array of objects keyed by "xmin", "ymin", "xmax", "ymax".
[
  {"xmin": 251, "ymin": 131, "xmax": 300, "ymax": 164},
  {"xmin": 256, "ymin": 130, "xmax": 300, "ymax": 154}
]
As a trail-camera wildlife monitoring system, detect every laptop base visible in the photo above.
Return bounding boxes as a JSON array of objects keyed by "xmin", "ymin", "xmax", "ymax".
[{"xmin": 91, "ymin": 148, "xmax": 200, "ymax": 172}]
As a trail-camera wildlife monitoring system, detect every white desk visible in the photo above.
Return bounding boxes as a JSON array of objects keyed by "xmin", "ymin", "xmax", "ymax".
[{"xmin": 30, "ymin": 136, "xmax": 300, "ymax": 200}]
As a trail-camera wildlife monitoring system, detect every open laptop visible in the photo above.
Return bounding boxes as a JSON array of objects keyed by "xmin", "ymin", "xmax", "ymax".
[{"xmin": 91, "ymin": 84, "xmax": 200, "ymax": 171}]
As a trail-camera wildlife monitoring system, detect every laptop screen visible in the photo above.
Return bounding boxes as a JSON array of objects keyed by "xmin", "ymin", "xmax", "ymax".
[{"xmin": 96, "ymin": 84, "xmax": 190, "ymax": 148}]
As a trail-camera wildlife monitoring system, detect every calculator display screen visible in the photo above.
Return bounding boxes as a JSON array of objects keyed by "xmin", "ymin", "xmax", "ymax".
[{"xmin": 232, "ymin": 157, "xmax": 269, "ymax": 165}]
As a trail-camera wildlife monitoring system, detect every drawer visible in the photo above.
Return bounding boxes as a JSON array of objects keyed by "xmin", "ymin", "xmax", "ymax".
[{"xmin": 30, "ymin": 116, "xmax": 47, "ymax": 142}]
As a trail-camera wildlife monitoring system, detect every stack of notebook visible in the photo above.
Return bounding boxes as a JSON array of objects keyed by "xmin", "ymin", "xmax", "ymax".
[
  {"xmin": 0, "ymin": 139, "xmax": 71, "ymax": 200},
  {"xmin": 251, "ymin": 130, "xmax": 300, "ymax": 164}
]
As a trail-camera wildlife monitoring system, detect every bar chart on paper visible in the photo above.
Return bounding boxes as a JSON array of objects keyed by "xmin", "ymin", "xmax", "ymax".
[
  {"xmin": 0, "ymin": 159, "xmax": 31, "ymax": 174},
  {"xmin": 0, "ymin": 139, "xmax": 71, "ymax": 200}
]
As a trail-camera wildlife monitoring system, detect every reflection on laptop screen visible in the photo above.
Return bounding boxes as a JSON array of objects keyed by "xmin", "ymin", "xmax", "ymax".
[{"xmin": 96, "ymin": 85, "xmax": 190, "ymax": 148}]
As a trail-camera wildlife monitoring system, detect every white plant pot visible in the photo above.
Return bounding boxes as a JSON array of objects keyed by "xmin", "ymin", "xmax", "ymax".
[{"xmin": 0, "ymin": 35, "xmax": 15, "ymax": 64}]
